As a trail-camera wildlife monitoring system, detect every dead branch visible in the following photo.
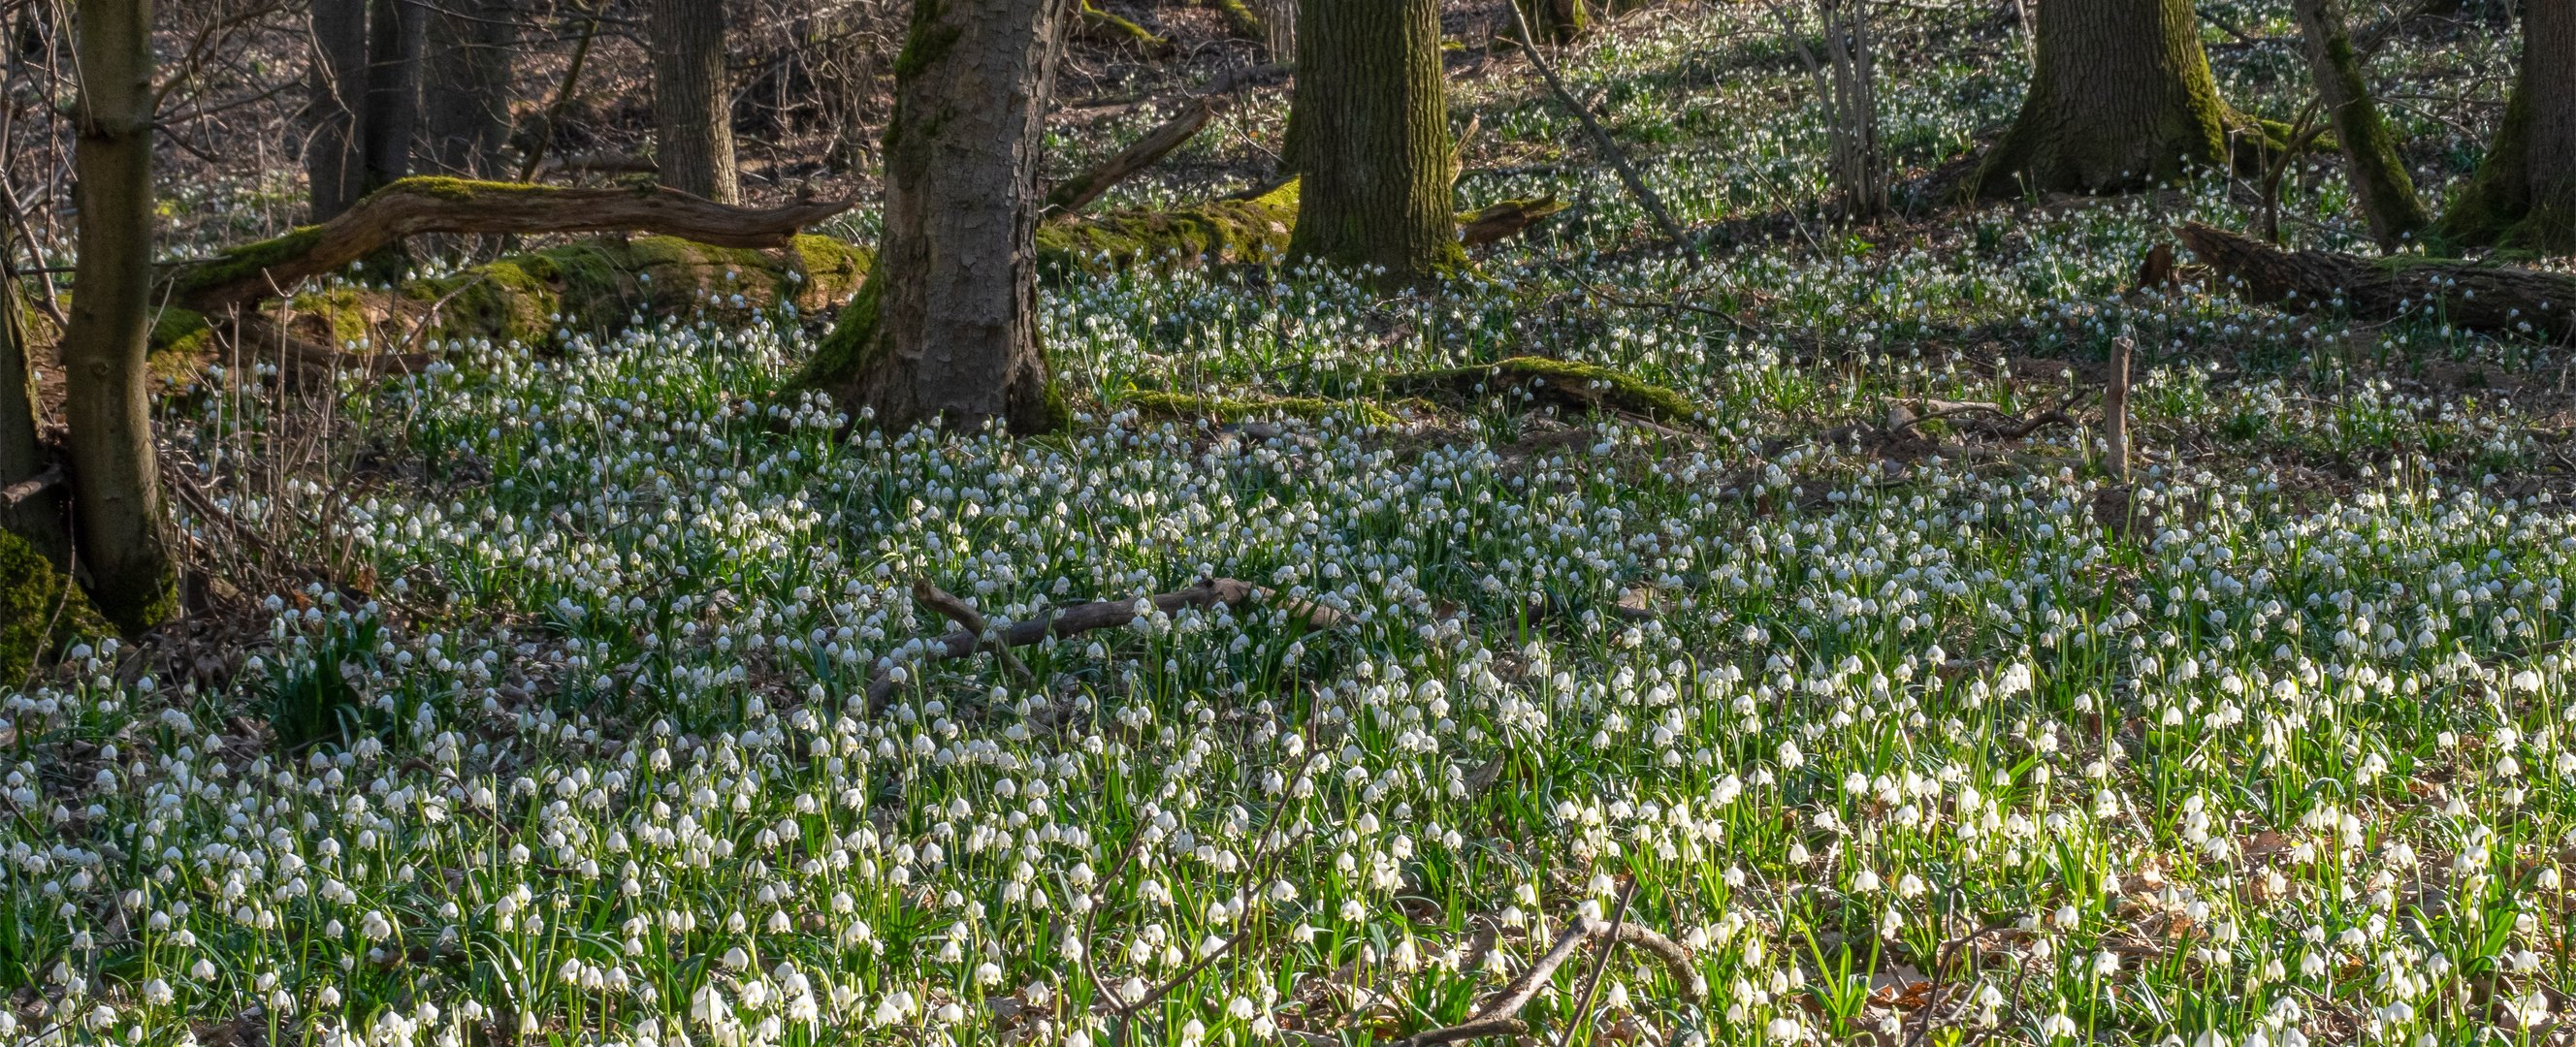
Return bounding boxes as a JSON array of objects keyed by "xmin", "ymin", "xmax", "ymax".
[
  {"xmin": 1505, "ymin": 2, "xmax": 1687, "ymax": 245},
  {"xmin": 911, "ymin": 578, "xmax": 1031, "ymax": 682},
  {"xmin": 1460, "ymin": 196, "xmax": 1570, "ymax": 247},
  {"xmin": 1045, "ymin": 99, "xmax": 1220, "ymax": 220},
  {"xmin": 0, "ymin": 462, "xmax": 61, "ymax": 506},
  {"xmin": 171, "ymin": 177, "xmax": 854, "ymax": 312},
  {"xmin": 1390, "ymin": 910, "xmax": 1703, "ymax": 1047},
  {"xmin": 864, "ymin": 577, "xmax": 1341, "ymax": 710}
]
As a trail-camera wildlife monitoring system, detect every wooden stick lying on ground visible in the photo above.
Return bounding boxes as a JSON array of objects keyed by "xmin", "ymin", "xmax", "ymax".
[
  {"xmin": 1388, "ymin": 911, "xmax": 1703, "ymax": 1047},
  {"xmin": 866, "ymin": 577, "xmax": 1342, "ymax": 710},
  {"xmin": 1045, "ymin": 99, "xmax": 1221, "ymax": 220}
]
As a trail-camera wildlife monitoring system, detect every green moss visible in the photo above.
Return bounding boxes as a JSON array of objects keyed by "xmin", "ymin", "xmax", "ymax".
[
  {"xmin": 147, "ymin": 307, "xmax": 211, "ymax": 361},
  {"xmin": 892, "ymin": 0, "xmax": 959, "ymax": 79},
  {"xmin": 1037, "ymin": 180, "xmax": 1301, "ymax": 280},
  {"xmin": 167, "ymin": 225, "xmax": 327, "ymax": 304},
  {"xmin": 1389, "ymin": 356, "xmax": 1707, "ymax": 428},
  {"xmin": 1123, "ymin": 390, "xmax": 1401, "ymax": 428},
  {"xmin": 0, "ymin": 528, "xmax": 109, "ymax": 682},
  {"xmin": 788, "ymin": 268, "xmax": 885, "ymax": 394},
  {"xmin": 1200, "ymin": 0, "xmax": 1264, "ymax": 40},
  {"xmin": 1079, "ymin": 1, "xmax": 1170, "ymax": 49}
]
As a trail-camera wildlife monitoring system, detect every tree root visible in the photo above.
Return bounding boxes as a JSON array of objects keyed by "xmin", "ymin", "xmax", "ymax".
[{"xmin": 864, "ymin": 577, "xmax": 1343, "ymax": 711}]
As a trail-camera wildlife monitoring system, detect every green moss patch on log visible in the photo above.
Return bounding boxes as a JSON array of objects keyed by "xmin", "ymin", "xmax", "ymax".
[
  {"xmin": 1122, "ymin": 390, "xmax": 1403, "ymax": 428},
  {"xmin": 0, "ymin": 528, "xmax": 109, "ymax": 683},
  {"xmin": 1038, "ymin": 180, "xmax": 1302, "ymax": 279},
  {"xmin": 1388, "ymin": 356, "xmax": 1708, "ymax": 428},
  {"xmin": 1077, "ymin": 1, "xmax": 1171, "ymax": 51}
]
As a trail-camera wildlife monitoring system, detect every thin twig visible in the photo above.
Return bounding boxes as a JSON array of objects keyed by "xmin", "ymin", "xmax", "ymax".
[{"xmin": 1505, "ymin": 1, "xmax": 1687, "ymax": 246}]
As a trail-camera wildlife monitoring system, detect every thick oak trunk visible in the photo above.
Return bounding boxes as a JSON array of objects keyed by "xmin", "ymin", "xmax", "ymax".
[
  {"xmin": 648, "ymin": 0, "xmax": 739, "ymax": 204},
  {"xmin": 1286, "ymin": 0, "xmax": 1460, "ymax": 282},
  {"xmin": 2438, "ymin": 2, "xmax": 2576, "ymax": 253},
  {"xmin": 65, "ymin": 0, "xmax": 174, "ymax": 632},
  {"xmin": 2180, "ymin": 222, "xmax": 2576, "ymax": 340},
  {"xmin": 307, "ymin": 0, "xmax": 370, "ymax": 220},
  {"xmin": 794, "ymin": 0, "xmax": 1068, "ymax": 433},
  {"xmin": 1973, "ymin": 0, "xmax": 2238, "ymax": 198},
  {"xmin": 422, "ymin": 0, "xmax": 516, "ymax": 176},
  {"xmin": 2291, "ymin": 0, "xmax": 2429, "ymax": 249}
]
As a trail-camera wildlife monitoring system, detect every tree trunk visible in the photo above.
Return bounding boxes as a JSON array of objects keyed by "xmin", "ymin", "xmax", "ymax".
[
  {"xmin": 2291, "ymin": 0, "xmax": 2429, "ymax": 249},
  {"xmin": 648, "ymin": 0, "xmax": 739, "ymax": 204},
  {"xmin": 1972, "ymin": 0, "xmax": 2238, "ymax": 198},
  {"xmin": 362, "ymin": 0, "xmax": 428, "ymax": 193},
  {"xmin": 1516, "ymin": 0, "xmax": 1590, "ymax": 45},
  {"xmin": 792, "ymin": 0, "xmax": 1068, "ymax": 433},
  {"xmin": 1286, "ymin": 0, "xmax": 1460, "ymax": 282},
  {"xmin": 65, "ymin": 0, "xmax": 173, "ymax": 633},
  {"xmin": 307, "ymin": 0, "xmax": 370, "ymax": 220},
  {"xmin": 0, "ymin": 275, "xmax": 66, "ymax": 570},
  {"xmin": 422, "ymin": 0, "xmax": 515, "ymax": 176},
  {"xmin": 2438, "ymin": 1, "xmax": 2576, "ymax": 254}
]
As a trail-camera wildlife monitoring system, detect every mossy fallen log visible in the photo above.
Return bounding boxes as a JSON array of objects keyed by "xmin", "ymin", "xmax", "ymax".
[
  {"xmin": 2179, "ymin": 222, "xmax": 2576, "ymax": 340},
  {"xmin": 1036, "ymin": 180, "xmax": 1566, "ymax": 279},
  {"xmin": 165, "ymin": 177, "xmax": 853, "ymax": 314},
  {"xmin": 1076, "ymin": 1, "xmax": 1171, "ymax": 52},
  {"xmin": 1387, "ymin": 356, "xmax": 1707, "ymax": 427},
  {"xmin": 1121, "ymin": 390, "xmax": 1403, "ymax": 428}
]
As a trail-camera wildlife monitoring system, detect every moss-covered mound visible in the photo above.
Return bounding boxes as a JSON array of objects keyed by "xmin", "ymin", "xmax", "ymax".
[
  {"xmin": 0, "ymin": 530, "xmax": 108, "ymax": 684},
  {"xmin": 1036, "ymin": 181, "xmax": 1302, "ymax": 280}
]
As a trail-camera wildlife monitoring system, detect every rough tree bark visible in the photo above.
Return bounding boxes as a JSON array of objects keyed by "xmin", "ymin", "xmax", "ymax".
[
  {"xmin": 422, "ymin": 0, "xmax": 516, "ymax": 176},
  {"xmin": 1972, "ymin": 0, "xmax": 2243, "ymax": 198},
  {"xmin": 1286, "ymin": 0, "xmax": 1461, "ymax": 282},
  {"xmin": 306, "ymin": 0, "xmax": 371, "ymax": 220},
  {"xmin": 648, "ymin": 0, "xmax": 739, "ymax": 204},
  {"xmin": 0, "ymin": 276, "xmax": 65, "ymax": 570},
  {"xmin": 2291, "ymin": 0, "xmax": 2429, "ymax": 249},
  {"xmin": 790, "ymin": 0, "xmax": 1070, "ymax": 433},
  {"xmin": 362, "ymin": 0, "xmax": 428, "ymax": 192},
  {"xmin": 64, "ymin": 0, "xmax": 174, "ymax": 632},
  {"xmin": 2438, "ymin": 2, "xmax": 2576, "ymax": 254}
]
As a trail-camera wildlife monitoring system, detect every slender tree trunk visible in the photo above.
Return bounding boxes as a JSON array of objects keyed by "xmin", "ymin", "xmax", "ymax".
[
  {"xmin": 0, "ymin": 275, "xmax": 65, "ymax": 570},
  {"xmin": 422, "ymin": 0, "xmax": 516, "ymax": 176},
  {"xmin": 1972, "ymin": 0, "xmax": 2238, "ymax": 198},
  {"xmin": 362, "ymin": 0, "xmax": 428, "ymax": 192},
  {"xmin": 1287, "ymin": 0, "xmax": 1460, "ymax": 282},
  {"xmin": 2291, "ymin": 0, "xmax": 2429, "ymax": 249},
  {"xmin": 2439, "ymin": 1, "xmax": 2576, "ymax": 253},
  {"xmin": 307, "ymin": 0, "xmax": 370, "ymax": 220},
  {"xmin": 792, "ymin": 0, "xmax": 1068, "ymax": 433},
  {"xmin": 648, "ymin": 0, "xmax": 739, "ymax": 204},
  {"xmin": 65, "ymin": 0, "xmax": 173, "ymax": 633}
]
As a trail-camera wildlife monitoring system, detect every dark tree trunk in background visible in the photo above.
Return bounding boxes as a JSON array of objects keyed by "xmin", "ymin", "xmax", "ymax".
[
  {"xmin": 0, "ymin": 276, "xmax": 65, "ymax": 570},
  {"xmin": 1972, "ymin": 0, "xmax": 2238, "ymax": 198},
  {"xmin": 2439, "ymin": 1, "xmax": 2576, "ymax": 253},
  {"xmin": 791, "ymin": 0, "xmax": 1068, "ymax": 433},
  {"xmin": 307, "ymin": 0, "xmax": 370, "ymax": 220},
  {"xmin": 65, "ymin": 0, "xmax": 173, "ymax": 632},
  {"xmin": 2292, "ymin": 0, "xmax": 2429, "ymax": 249},
  {"xmin": 423, "ymin": 0, "xmax": 516, "ymax": 176},
  {"xmin": 649, "ymin": 0, "xmax": 739, "ymax": 203},
  {"xmin": 1287, "ymin": 0, "xmax": 1461, "ymax": 282},
  {"xmin": 1516, "ymin": 0, "xmax": 1590, "ymax": 44},
  {"xmin": 362, "ymin": 0, "xmax": 428, "ymax": 191}
]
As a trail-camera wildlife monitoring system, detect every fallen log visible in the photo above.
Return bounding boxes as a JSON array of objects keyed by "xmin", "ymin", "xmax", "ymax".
[
  {"xmin": 1460, "ymin": 196, "xmax": 1569, "ymax": 247},
  {"xmin": 166, "ymin": 177, "xmax": 854, "ymax": 313},
  {"xmin": 2179, "ymin": 222, "xmax": 2576, "ymax": 340},
  {"xmin": 864, "ymin": 577, "xmax": 1341, "ymax": 710},
  {"xmin": 1387, "ymin": 912, "xmax": 1702, "ymax": 1047},
  {"xmin": 1044, "ymin": 98, "xmax": 1220, "ymax": 219},
  {"xmin": 1387, "ymin": 356, "xmax": 1709, "ymax": 428}
]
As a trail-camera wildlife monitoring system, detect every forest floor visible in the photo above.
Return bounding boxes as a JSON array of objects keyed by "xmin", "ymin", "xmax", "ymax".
[{"xmin": 13, "ymin": 2, "xmax": 2576, "ymax": 1046}]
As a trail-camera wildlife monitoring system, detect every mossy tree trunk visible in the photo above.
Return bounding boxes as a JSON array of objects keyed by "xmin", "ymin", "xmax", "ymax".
[
  {"xmin": 0, "ymin": 276, "xmax": 66, "ymax": 571},
  {"xmin": 362, "ymin": 0, "xmax": 427, "ymax": 192},
  {"xmin": 2438, "ymin": 1, "xmax": 2576, "ymax": 254},
  {"xmin": 306, "ymin": 0, "xmax": 370, "ymax": 220},
  {"xmin": 795, "ymin": 0, "xmax": 1068, "ymax": 433},
  {"xmin": 1286, "ymin": 0, "xmax": 1460, "ymax": 282},
  {"xmin": 65, "ymin": 0, "xmax": 174, "ymax": 632},
  {"xmin": 422, "ymin": 0, "xmax": 516, "ymax": 176},
  {"xmin": 2291, "ymin": 0, "xmax": 2429, "ymax": 249},
  {"xmin": 1972, "ymin": 0, "xmax": 2238, "ymax": 198},
  {"xmin": 649, "ymin": 0, "xmax": 740, "ymax": 204}
]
